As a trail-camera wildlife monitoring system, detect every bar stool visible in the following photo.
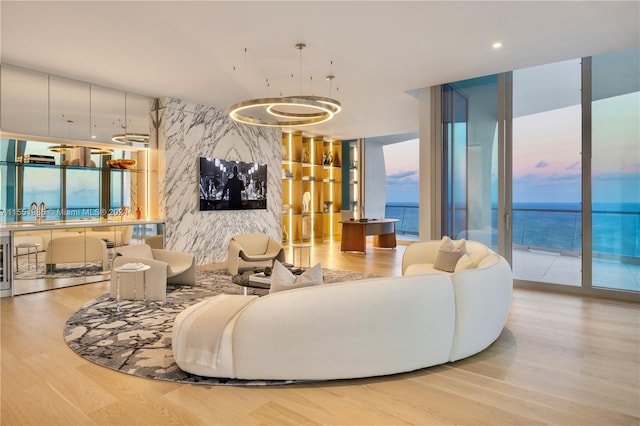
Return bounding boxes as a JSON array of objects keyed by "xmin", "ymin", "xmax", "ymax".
[{"xmin": 15, "ymin": 242, "xmax": 40, "ymax": 271}]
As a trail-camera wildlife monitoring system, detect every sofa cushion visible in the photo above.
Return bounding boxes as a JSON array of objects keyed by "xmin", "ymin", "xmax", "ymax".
[
  {"xmin": 404, "ymin": 263, "xmax": 447, "ymax": 276},
  {"xmin": 434, "ymin": 236, "xmax": 467, "ymax": 272},
  {"xmin": 269, "ymin": 260, "xmax": 323, "ymax": 294},
  {"xmin": 466, "ymin": 242, "xmax": 490, "ymax": 266},
  {"xmin": 455, "ymin": 254, "xmax": 475, "ymax": 271}
]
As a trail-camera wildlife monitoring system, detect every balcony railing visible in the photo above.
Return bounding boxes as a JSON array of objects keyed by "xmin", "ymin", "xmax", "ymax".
[
  {"xmin": 384, "ymin": 204, "xmax": 419, "ymax": 236},
  {"xmin": 388, "ymin": 203, "xmax": 640, "ymax": 263}
]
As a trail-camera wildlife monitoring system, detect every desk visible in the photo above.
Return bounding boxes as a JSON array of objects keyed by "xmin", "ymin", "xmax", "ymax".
[{"xmin": 339, "ymin": 219, "xmax": 399, "ymax": 253}]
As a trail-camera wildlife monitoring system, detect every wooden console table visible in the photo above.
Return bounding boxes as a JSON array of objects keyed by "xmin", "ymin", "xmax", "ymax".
[{"xmin": 339, "ymin": 219, "xmax": 399, "ymax": 253}]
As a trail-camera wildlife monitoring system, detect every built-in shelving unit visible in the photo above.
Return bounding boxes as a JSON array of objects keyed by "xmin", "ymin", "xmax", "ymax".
[{"xmin": 281, "ymin": 132, "xmax": 342, "ymax": 244}]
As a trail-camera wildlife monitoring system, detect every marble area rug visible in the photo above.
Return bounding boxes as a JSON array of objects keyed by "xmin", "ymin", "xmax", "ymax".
[
  {"xmin": 14, "ymin": 249, "xmax": 113, "ymax": 280},
  {"xmin": 64, "ymin": 268, "xmax": 378, "ymax": 386}
]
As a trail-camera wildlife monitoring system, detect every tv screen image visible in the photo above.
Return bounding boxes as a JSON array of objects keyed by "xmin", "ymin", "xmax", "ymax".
[{"xmin": 199, "ymin": 157, "xmax": 267, "ymax": 211}]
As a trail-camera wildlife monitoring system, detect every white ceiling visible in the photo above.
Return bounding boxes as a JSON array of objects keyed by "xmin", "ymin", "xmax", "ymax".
[{"xmin": 1, "ymin": 1, "xmax": 638, "ymax": 141}]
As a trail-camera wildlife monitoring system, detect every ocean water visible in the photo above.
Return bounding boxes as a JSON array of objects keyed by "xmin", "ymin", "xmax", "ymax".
[{"xmin": 386, "ymin": 201, "xmax": 640, "ymax": 258}]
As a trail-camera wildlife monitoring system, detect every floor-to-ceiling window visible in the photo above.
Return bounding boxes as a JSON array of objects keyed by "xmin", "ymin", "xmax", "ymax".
[
  {"xmin": 591, "ymin": 48, "xmax": 640, "ymax": 292},
  {"xmin": 439, "ymin": 47, "xmax": 639, "ymax": 297}
]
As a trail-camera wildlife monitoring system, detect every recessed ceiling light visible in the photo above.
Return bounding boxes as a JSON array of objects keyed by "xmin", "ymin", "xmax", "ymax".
[{"xmin": 492, "ymin": 42, "xmax": 503, "ymax": 49}]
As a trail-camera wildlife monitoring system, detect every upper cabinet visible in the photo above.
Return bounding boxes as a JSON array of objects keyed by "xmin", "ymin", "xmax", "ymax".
[
  {"xmin": 90, "ymin": 85, "xmax": 126, "ymax": 143},
  {"xmin": 0, "ymin": 65, "xmax": 49, "ymax": 136},
  {"xmin": 0, "ymin": 64, "xmax": 153, "ymax": 147},
  {"xmin": 125, "ymin": 92, "xmax": 151, "ymax": 137},
  {"xmin": 49, "ymin": 75, "xmax": 91, "ymax": 140}
]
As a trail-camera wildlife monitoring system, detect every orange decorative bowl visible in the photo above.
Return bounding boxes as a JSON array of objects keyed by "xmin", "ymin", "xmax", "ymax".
[
  {"xmin": 107, "ymin": 159, "xmax": 137, "ymax": 169},
  {"xmin": 117, "ymin": 159, "xmax": 137, "ymax": 169}
]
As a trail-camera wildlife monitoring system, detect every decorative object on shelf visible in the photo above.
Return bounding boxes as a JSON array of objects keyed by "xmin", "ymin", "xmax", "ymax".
[
  {"xmin": 282, "ymin": 227, "xmax": 289, "ymax": 242},
  {"xmin": 301, "ymin": 175, "xmax": 315, "ymax": 181},
  {"xmin": 229, "ymin": 43, "xmax": 341, "ymax": 127},
  {"xmin": 323, "ymin": 201, "xmax": 333, "ymax": 213},
  {"xmin": 302, "ymin": 149, "xmax": 310, "ymax": 163},
  {"xmin": 107, "ymin": 159, "xmax": 137, "ymax": 169},
  {"xmin": 302, "ymin": 191, "xmax": 311, "ymax": 213},
  {"xmin": 136, "ymin": 207, "xmax": 142, "ymax": 219},
  {"xmin": 323, "ymin": 152, "xmax": 335, "ymax": 166},
  {"xmin": 17, "ymin": 154, "xmax": 56, "ymax": 164}
]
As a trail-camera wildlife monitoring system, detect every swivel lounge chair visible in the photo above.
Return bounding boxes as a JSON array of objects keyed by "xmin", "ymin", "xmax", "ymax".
[{"xmin": 227, "ymin": 233, "xmax": 285, "ymax": 275}]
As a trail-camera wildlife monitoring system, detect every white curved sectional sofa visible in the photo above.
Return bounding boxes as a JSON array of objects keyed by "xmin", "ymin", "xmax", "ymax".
[{"xmin": 172, "ymin": 240, "xmax": 512, "ymax": 381}]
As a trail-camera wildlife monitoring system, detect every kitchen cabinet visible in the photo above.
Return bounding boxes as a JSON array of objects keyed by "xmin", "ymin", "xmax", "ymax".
[
  {"xmin": 49, "ymin": 75, "xmax": 91, "ymax": 140},
  {"xmin": 90, "ymin": 84, "xmax": 126, "ymax": 143},
  {"xmin": 0, "ymin": 65, "xmax": 49, "ymax": 136},
  {"xmin": 0, "ymin": 64, "xmax": 152, "ymax": 147}
]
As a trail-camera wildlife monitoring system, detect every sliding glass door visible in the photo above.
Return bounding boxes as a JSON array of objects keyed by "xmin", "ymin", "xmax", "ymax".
[
  {"xmin": 441, "ymin": 76, "xmax": 500, "ymax": 251},
  {"xmin": 511, "ymin": 59, "xmax": 582, "ymax": 286}
]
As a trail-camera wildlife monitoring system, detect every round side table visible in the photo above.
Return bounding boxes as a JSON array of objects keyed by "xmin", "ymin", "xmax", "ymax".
[
  {"xmin": 113, "ymin": 264, "xmax": 151, "ymax": 312},
  {"xmin": 291, "ymin": 243, "xmax": 312, "ymax": 268}
]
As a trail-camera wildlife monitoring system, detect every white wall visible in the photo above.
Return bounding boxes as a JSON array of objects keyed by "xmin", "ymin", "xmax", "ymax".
[{"xmin": 157, "ymin": 97, "xmax": 282, "ymax": 265}]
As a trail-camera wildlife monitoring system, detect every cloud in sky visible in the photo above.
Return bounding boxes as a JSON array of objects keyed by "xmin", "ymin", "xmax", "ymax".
[
  {"xmin": 535, "ymin": 160, "xmax": 549, "ymax": 168},
  {"xmin": 386, "ymin": 170, "xmax": 419, "ymax": 203},
  {"xmin": 387, "ymin": 170, "xmax": 417, "ymax": 183},
  {"xmin": 566, "ymin": 162, "xmax": 580, "ymax": 170}
]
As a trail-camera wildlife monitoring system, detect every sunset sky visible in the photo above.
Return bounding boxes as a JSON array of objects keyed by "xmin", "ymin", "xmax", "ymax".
[{"xmin": 383, "ymin": 90, "xmax": 638, "ymax": 207}]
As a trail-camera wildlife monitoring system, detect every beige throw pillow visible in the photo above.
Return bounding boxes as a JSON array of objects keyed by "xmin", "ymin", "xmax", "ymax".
[
  {"xmin": 269, "ymin": 260, "xmax": 323, "ymax": 294},
  {"xmin": 434, "ymin": 236, "xmax": 467, "ymax": 273}
]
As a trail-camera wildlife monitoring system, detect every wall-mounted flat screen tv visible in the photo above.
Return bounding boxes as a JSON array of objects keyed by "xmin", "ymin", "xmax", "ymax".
[{"xmin": 199, "ymin": 157, "xmax": 267, "ymax": 210}]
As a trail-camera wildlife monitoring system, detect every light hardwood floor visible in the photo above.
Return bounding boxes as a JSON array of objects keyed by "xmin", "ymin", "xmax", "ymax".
[{"xmin": 1, "ymin": 241, "xmax": 639, "ymax": 425}]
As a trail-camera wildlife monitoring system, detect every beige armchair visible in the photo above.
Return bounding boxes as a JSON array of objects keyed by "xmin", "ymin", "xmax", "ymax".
[
  {"xmin": 227, "ymin": 233, "xmax": 285, "ymax": 275},
  {"xmin": 110, "ymin": 244, "xmax": 196, "ymax": 302},
  {"xmin": 45, "ymin": 236, "xmax": 109, "ymax": 272}
]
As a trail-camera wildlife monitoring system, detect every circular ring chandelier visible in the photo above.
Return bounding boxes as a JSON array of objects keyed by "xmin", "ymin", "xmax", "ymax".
[
  {"xmin": 229, "ymin": 43, "xmax": 341, "ymax": 128},
  {"xmin": 230, "ymin": 95, "xmax": 341, "ymax": 127}
]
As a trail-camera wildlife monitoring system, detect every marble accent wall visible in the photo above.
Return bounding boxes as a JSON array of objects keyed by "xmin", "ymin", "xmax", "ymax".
[{"xmin": 157, "ymin": 97, "xmax": 281, "ymax": 265}]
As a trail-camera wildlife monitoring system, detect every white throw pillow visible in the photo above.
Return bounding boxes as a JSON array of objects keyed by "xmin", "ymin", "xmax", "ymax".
[
  {"xmin": 454, "ymin": 253, "xmax": 475, "ymax": 271},
  {"xmin": 269, "ymin": 260, "xmax": 323, "ymax": 294},
  {"xmin": 434, "ymin": 236, "xmax": 467, "ymax": 273}
]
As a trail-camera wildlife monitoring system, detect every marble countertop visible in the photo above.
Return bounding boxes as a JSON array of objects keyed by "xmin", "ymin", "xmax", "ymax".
[{"xmin": 0, "ymin": 219, "xmax": 164, "ymax": 232}]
